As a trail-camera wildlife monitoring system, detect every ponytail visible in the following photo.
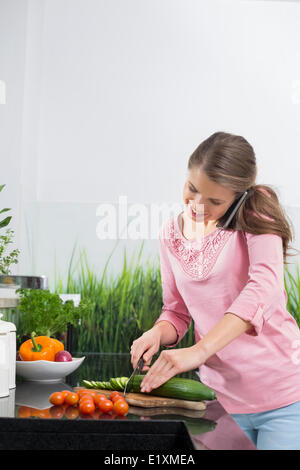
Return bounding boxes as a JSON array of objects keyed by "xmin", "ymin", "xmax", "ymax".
[{"xmin": 217, "ymin": 184, "xmax": 299, "ymax": 265}]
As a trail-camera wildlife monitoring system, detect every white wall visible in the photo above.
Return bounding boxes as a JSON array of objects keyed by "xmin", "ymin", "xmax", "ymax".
[
  {"xmin": 1, "ymin": 0, "xmax": 300, "ymax": 288},
  {"xmin": 0, "ymin": 0, "xmax": 28, "ymax": 254}
]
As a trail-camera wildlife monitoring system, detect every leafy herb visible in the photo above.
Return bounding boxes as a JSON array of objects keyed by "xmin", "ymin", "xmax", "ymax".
[
  {"xmin": 0, "ymin": 184, "xmax": 20, "ymax": 274},
  {"xmin": 13, "ymin": 288, "xmax": 95, "ymax": 338}
]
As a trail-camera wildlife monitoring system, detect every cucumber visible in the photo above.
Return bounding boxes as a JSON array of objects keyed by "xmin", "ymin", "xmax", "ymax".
[
  {"xmin": 130, "ymin": 375, "xmax": 216, "ymax": 401},
  {"xmin": 82, "ymin": 375, "xmax": 216, "ymax": 401}
]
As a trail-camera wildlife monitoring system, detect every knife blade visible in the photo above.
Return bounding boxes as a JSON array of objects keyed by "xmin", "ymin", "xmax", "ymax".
[{"xmin": 123, "ymin": 356, "xmax": 144, "ymax": 398}]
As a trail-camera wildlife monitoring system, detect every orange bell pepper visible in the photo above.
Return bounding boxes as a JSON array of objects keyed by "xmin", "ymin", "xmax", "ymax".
[
  {"xmin": 19, "ymin": 333, "xmax": 56, "ymax": 361},
  {"xmin": 50, "ymin": 337, "xmax": 64, "ymax": 355}
]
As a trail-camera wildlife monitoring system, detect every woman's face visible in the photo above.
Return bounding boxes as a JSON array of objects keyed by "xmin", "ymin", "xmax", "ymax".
[{"xmin": 183, "ymin": 166, "xmax": 237, "ymax": 222}]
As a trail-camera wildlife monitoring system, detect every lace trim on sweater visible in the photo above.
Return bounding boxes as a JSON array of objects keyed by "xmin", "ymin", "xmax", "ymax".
[{"xmin": 161, "ymin": 216, "xmax": 235, "ymax": 280}]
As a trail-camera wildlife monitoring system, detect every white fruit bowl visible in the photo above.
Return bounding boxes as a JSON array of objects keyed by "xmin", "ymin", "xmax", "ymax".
[{"xmin": 16, "ymin": 356, "xmax": 85, "ymax": 382}]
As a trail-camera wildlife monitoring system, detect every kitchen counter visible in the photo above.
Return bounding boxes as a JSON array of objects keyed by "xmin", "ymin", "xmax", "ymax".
[{"xmin": 0, "ymin": 353, "xmax": 256, "ymax": 450}]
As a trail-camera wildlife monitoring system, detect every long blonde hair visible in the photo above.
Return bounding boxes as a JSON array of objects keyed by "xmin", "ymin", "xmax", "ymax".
[{"xmin": 188, "ymin": 131, "xmax": 299, "ymax": 265}]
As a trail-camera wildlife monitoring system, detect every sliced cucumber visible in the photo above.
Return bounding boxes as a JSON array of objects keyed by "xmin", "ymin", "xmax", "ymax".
[
  {"xmin": 95, "ymin": 381, "xmax": 104, "ymax": 389},
  {"xmin": 82, "ymin": 380, "xmax": 94, "ymax": 388},
  {"xmin": 110, "ymin": 377, "xmax": 123, "ymax": 391},
  {"xmin": 120, "ymin": 377, "xmax": 129, "ymax": 387},
  {"xmin": 115, "ymin": 377, "xmax": 125, "ymax": 390}
]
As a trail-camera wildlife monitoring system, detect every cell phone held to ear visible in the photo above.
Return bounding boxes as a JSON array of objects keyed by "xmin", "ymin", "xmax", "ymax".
[{"xmin": 221, "ymin": 191, "xmax": 248, "ymax": 229}]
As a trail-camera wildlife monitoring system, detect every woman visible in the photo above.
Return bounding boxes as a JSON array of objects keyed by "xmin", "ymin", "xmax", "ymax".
[{"xmin": 130, "ymin": 131, "xmax": 300, "ymax": 450}]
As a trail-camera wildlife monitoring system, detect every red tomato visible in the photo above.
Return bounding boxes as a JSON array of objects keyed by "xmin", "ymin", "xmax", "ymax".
[
  {"xmin": 79, "ymin": 400, "xmax": 95, "ymax": 415},
  {"xmin": 94, "ymin": 394, "xmax": 108, "ymax": 407},
  {"xmin": 77, "ymin": 389, "xmax": 96, "ymax": 399},
  {"xmin": 98, "ymin": 399, "xmax": 114, "ymax": 413},
  {"xmin": 49, "ymin": 392, "xmax": 65, "ymax": 406},
  {"xmin": 79, "ymin": 396, "xmax": 94, "ymax": 407},
  {"xmin": 110, "ymin": 391, "xmax": 122, "ymax": 400},
  {"xmin": 65, "ymin": 392, "xmax": 79, "ymax": 406},
  {"xmin": 113, "ymin": 399, "xmax": 129, "ymax": 416},
  {"xmin": 112, "ymin": 396, "xmax": 127, "ymax": 404},
  {"xmin": 79, "ymin": 392, "xmax": 94, "ymax": 400},
  {"xmin": 111, "ymin": 394, "xmax": 125, "ymax": 403},
  {"xmin": 77, "ymin": 388, "xmax": 91, "ymax": 398}
]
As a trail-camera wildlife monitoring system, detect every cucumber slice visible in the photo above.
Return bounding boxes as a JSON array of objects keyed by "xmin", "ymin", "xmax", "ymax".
[
  {"xmin": 110, "ymin": 377, "xmax": 123, "ymax": 391},
  {"xmin": 103, "ymin": 381, "xmax": 114, "ymax": 390},
  {"xmin": 120, "ymin": 377, "xmax": 129, "ymax": 387},
  {"xmin": 115, "ymin": 377, "xmax": 125, "ymax": 390},
  {"xmin": 95, "ymin": 381, "xmax": 104, "ymax": 389},
  {"xmin": 82, "ymin": 380, "xmax": 93, "ymax": 388}
]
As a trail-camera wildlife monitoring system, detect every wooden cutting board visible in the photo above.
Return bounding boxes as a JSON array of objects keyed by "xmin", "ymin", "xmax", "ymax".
[{"xmin": 74, "ymin": 387, "xmax": 207, "ymax": 411}]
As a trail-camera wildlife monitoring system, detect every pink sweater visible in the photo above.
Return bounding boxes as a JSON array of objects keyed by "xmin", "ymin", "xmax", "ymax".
[{"xmin": 154, "ymin": 211, "xmax": 300, "ymax": 413}]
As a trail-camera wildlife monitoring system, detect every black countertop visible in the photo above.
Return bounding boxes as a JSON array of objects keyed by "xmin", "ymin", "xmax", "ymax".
[{"xmin": 0, "ymin": 353, "xmax": 256, "ymax": 450}]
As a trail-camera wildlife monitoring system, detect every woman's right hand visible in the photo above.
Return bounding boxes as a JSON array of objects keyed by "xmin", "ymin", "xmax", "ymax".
[{"xmin": 130, "ymin": 327, "xmax": 162, "ymax": 372}]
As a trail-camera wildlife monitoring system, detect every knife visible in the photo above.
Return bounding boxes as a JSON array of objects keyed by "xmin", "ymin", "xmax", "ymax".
[{"xmin": 123, "ymin": 356, "xmax": 144, "ymax": 398}]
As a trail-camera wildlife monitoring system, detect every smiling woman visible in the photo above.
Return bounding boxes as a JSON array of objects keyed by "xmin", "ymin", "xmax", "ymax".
[{"xmin": 129, "ymin": 131, "xmax": 300, "ymax": 450}]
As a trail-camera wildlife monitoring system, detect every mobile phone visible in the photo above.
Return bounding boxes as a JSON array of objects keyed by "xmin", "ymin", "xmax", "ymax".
[{"xmin": 222, "ymin": 191, "xmax": 248, "ymax": 229}]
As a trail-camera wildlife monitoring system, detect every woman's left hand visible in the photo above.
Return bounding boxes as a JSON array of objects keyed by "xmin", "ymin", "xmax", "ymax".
[{"xmin": 140, "ymin": 346, "xmax": 204, "ymax": 393}]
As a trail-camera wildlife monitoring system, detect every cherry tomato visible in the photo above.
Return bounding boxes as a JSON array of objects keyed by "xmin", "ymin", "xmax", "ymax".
[
  {"xmin": 65, "ymin": 392, "xmax": 79, "ymax": 406},
  {"xmin": 97, "ymin": 393, "xmax": 108, "ymax": 400},
  {"xmin": 79, "ymin": 397, "xmax": 95, "ymax": 406},
  {"xmin": 82, "ymin": 389, "xmax": 97, "ymax": 398},
  {"xmin": 98, "ymin": 399, "xmax": 113, "ymax": 413},
  {"xmin": 77, "ymin": 388, "xmax": 92, "ymax": 398},
  {"xmin": 94, "ymin": 394, "xmax": 108, "ymax": 407},
  {"xmin": 110, "ymin": 391, "xmax": 122, "ymax": 400},
  {"xmin": 113, "ymin": 399, "xmax": 129, "ymax": 416},
  {"xmin": 61, "ymin": 390, "xmax": 71, "ymax": 400},
  {"xmin": 111, "ymin": 394, "xmax": 125, "ymax": 403},
  {"xmin": 79, "ymin": 392, "xmax": 93, "ymax": 399},
  {"xmin": 79, "ymin": 400, "xmax": 95, "ymax": 415},
  {"xmin": 49, "ymin": 392, "xmax": 65, "ymax": 406},
  {"xmin": 77, "ymin": 389, "xmax": 96, "ymax": 399},
  {"xmin": 80, "ymin": 391, "xmax": 95, "ymax": 399}
]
